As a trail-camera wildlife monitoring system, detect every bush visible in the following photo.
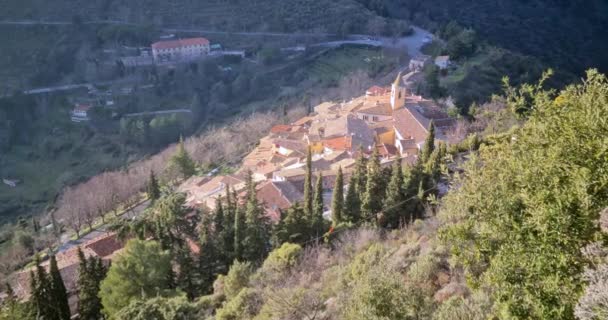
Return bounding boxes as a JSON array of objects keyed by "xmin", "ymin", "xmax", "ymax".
[
  {"xmin": 215, "ymin": 288, "xmax": 262, "ymax": 320},
  {"xmin": 223, "ymin": 261, "xmax": 253, "ymax": 301},
  {"xmin": 340, "ymin": 264, "xmax": 433, "ymax": 320}
]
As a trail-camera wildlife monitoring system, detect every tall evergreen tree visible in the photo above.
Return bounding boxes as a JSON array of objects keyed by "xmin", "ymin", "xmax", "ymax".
[
  {"xmin": 242, "ymin": 171, "xmax": 270, "ymax": 262},
  {"xmin": 49, "ymin": 255, "xmax": 71, "ymax": 320},
  {"xmin": 198, "ymin": 212, "xmax": 218, "ymax": 295},
  {"xmin": 233, "ymin": 205, "xmax": 245, "ymax": 262},
  {"xmin": 176, "ymin": 246, "xmax": 197, "ymax": 300},
  {"xmin": 169, "ymin": 136, "xmax": 196, "ymax": 179},
  {"xmin": 382, "ymin": 160, "xmax": 406, "ymax": 228},
  {"xmin": 30, "ymin": 256, "xmax": 51, "ymax": 319},
  {"xmin": 303, "ymin": 146, "xmax": 313, "ymax": 219},
  {"xmin": 344, "ymin": 174, "xmax": 362, "ymax": 224},
  {"xmin": 311, "ymin": 172, "xmax": 326, "ymax": 237},
  {"xmin": 146, "ymin": 170, "xmax": 161, "ymax": 201},
  {"xmin": 352, "ymin": 148, "xmax": 368, "ymax": 199},
  {"xmin": 77, "ymin": 248, "xmax": 104, "ymax": 320},
  {"xmin": 420, "ymin": 121, "xmax": 435, "ymax": 164},
  {"xmin": 331, "ymin": 167, "xmax": 344, "ymax": 226},
  {"xmin": 271, "ymin": 203, "xmax": 308, "ymax": 246},
  {"xmin": 362, "ymin": 148, "xmax": 385, "ymax": 222},
  {"xmin": 220, "ymin": 187, "xmax": 236, "ymax": 268}
]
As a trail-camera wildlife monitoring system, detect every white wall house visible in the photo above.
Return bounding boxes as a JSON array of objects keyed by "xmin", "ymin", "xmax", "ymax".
[
  {"xmin": 71, "ymin": 104, "xmax": 92, "ymax": 122},
  {"xmin": 434, "ymin": 55, "xmax": 451, "ymax": 70},
  {"xmin": 151, "ymin": 38, "xmax": 211, "ymax": 64}
]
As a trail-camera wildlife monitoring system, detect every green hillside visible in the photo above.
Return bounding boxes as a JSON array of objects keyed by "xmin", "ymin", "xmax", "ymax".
[
  {"xmin": 0, "ymin": 0, "xmax": 392, "ymax": 34},
  {"xmin": 358, "ymin": 0, "xmax": 608, "ymax": 74}
]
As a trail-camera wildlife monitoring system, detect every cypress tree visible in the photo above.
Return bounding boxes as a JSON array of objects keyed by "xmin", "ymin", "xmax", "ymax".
[
  {"xmin": 420, "ymin": 121, "xmax": 435, "ymax": 164},
  {"xmin": 344, "ymin": 174, "xmax": 362, "ymax": 224},
  {"xmin": 147, "ymin": 170, "xmax": 161, "ymax": 201},
  {"xmin": 303, "ymin": 146, "xmax": 313, "ymax": 219},
  {"xmin": 213, "ymin": 197, "xmax": 225, "ymax": 239},
  {"xmin": 311, "ymin": 172, "xmax": 325, "ymax": 237},
  {"xmin": 49, "ymin": 255, "xmax": 71, "ymax": 320},
  {"xmin": 242, "ymin": 171, "xmax": 270, "ymax": 262},
  {"xmin": 382, "ymin": 160, "xmax": 406, "ymax": 228},
  {"xmin": 233, "ymin": 206, "xmax": 245, "ymax": 261},
  {"xmin": 176, "ymin": 246, "xmax": 197, "ymax": 300},
  {"xmin": 353, "ymin": 147, "xmax": 368, "ymax": 198},
  {"xmin": 221, "ymin": 187, "xmax": 236, "ymax": 268},
  {"xmin": 331, "ymin": 167, "xmax": 344, "ymax": 226},
  {"xmin": 77, "ymin": 248, "xmax": 103, "ymax": 320},
  {"xmin": 362, "ymin": 148, "xmax": 385, "ymax": 222},
  {"xmin": 199, "ymin": 212, "xmax": 218, "ymax": 294},
  {"xmin": 31, "ymin": 255, "xmax": 52, "ymax": 319}
]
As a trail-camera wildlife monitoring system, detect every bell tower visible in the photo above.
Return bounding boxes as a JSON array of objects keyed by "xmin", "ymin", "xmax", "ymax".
[{"xmin": 391, "ymin": 72, "xmax": 406, "ymax": 111}]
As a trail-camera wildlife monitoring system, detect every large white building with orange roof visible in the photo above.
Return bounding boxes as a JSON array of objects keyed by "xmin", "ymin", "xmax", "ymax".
[{"xmin": 151, "ymin": 37, "xmax": 210, "ymax": 63}]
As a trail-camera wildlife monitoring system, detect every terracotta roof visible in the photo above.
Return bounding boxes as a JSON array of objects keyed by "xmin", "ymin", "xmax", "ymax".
[
  {"xmin": 292, "ymin": 116, "xmax": 314, "ymax": 127},
  {"xmin": 377, "ymin": 144, "xmax": 398, "ymax": 157},
  {"xmin": 73, "ymin": 104, "xmax": 92, "ymax": 112},
  {"xmin": 151, "ymin": 37, "xmax": 210, "ymax": 50},
  {"xmin": 357, "ymin": 101, "xmax": 393, "ymax": 116},
  {"xmin": 270, "ymin": 125, "xmax": 292, "ymax": 134},
  {"xmin": 323, "ymin": 136, "xmax": 352, "ymax": 152},
  {"xmin": 84, "ymin": 233, "xmax": 123, "ymax": 258},
  {"xmin": 366, "ymin": 86, "xmax": 390, "ymax": 96}
]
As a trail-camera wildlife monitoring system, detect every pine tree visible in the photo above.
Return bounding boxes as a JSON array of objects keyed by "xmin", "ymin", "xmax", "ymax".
[
  {"xmin": 382, "ymin": 160, "xmax": 406, "ymax": 228},
  {"xmin": 77, "ymin": 248, "xmax": 104, "ymax": 320},
  {"xmin": 272, "ymin": 203, "xmax": 308, "ymax": 245},
  {"xmin": 147, "ymin": 170, "xmax": 161, "ymax": 201},
  {"xmin": 362, "ymin": 148, "xmax": 385, "ymax": 222},
  {"xmin": 220, "ymin": 187, "xmax": 236, "ymax": 269},
  {"xmin": 311, "ymin": 172, "xmax": 326, "ymax": 237},
  {"xmin": 420, "ymin": 121, "xmax": 435, "ymax": 164},
  {"xmin": 176, "ymin": 246, "xmax": 197, "ymax": 300},
  {"xmin": 353, "ymin": 147, "xmax": 368, "ymax": 198},
  {"xmin": 233, "ymin": 206, "xmax": 245, "ymax": 262},
  {"xmin": 199, "ymin": 213, "xmax": 218, "ymax": 294},
  {"xmin": 31, "ymin": 256, "xmax": 51, "ymax": 319},
  {"xmin": 344, "ymin": 174, "xmax": 362, "ymax": 224},
  {"xmin": 49, "ymin": 255, "xmax": 71, "ymax": 320},
  {"xmin": 170, "ymin": 136, "xmax": 196, "ymax": 179},
  {"xmin": 331, "ymin": 167, "xmax": 344, "ymax": 226},
  {"xmin": 303, "ymin": 146, "xmax": 313, "ymax": 219},
  {"xmin": 242, "ymin": 171, "xmax": 270, "ymax": 262}
]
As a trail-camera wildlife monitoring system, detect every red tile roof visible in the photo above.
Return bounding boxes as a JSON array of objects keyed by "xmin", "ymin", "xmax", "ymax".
[
  {"xmin": 84, "ymin": 233, "xmax": 123, "ymax": 258},
  {"xmin": 152, "ymin": 38, "xmax": 210, "ymax": 50},
  {"xmin": 73, "ymin": 104, "xmax": 92, "ymax": 112},
  {"xmin": 366, "ymin": 86, "xmax": 390, "ymax": 96},
  {"xmin": 322, "ymin": 136, "xmax": 352, "ymax": 152},
  {"xmin": 270, "ymin": 125, "xmax": 292, "ymax": 134}
]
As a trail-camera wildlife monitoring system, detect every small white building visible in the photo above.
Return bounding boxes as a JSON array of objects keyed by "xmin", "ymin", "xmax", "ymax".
[
  {"xmin": 409, "ymin": 55, "xmax": 430, "ymax": 71},
  {"xmin": 434, "ymin": 55, "xmax": 451, "ymax": 70},
  {"xmin": 151, "ymin": 38, "xmax": 211, "ymax": 64},
  {"xmin": 71, "ymin": 104, "xmax": 92, "ymax": 122}
]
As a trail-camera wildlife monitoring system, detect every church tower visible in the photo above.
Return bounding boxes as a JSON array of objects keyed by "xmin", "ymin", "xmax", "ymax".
[{"xmin": 390, "ymin": 72, "xmax": 406, "ymax": 111}]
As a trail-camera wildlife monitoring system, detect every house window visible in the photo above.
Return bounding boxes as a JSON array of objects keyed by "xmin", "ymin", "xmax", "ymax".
[
  {"xmin": 398, "ymin": 91, "xmax": 402, "ymax": 99},
  {"xmin": 363, "ymin": 115, "xmax": 369, "ymax": 121},
  {"xmin": 372, "ymin": 116, "xmax": 379, "ymax": 121}
]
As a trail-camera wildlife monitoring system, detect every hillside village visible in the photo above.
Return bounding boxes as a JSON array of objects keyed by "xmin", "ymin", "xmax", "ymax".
[
  {"xmin": 178, "ymin": 69, "xmax": 456, "ymax": 221},
  {"xmin": 5, "ymin": 59, "xmax": 459, "ymax": 315}
]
